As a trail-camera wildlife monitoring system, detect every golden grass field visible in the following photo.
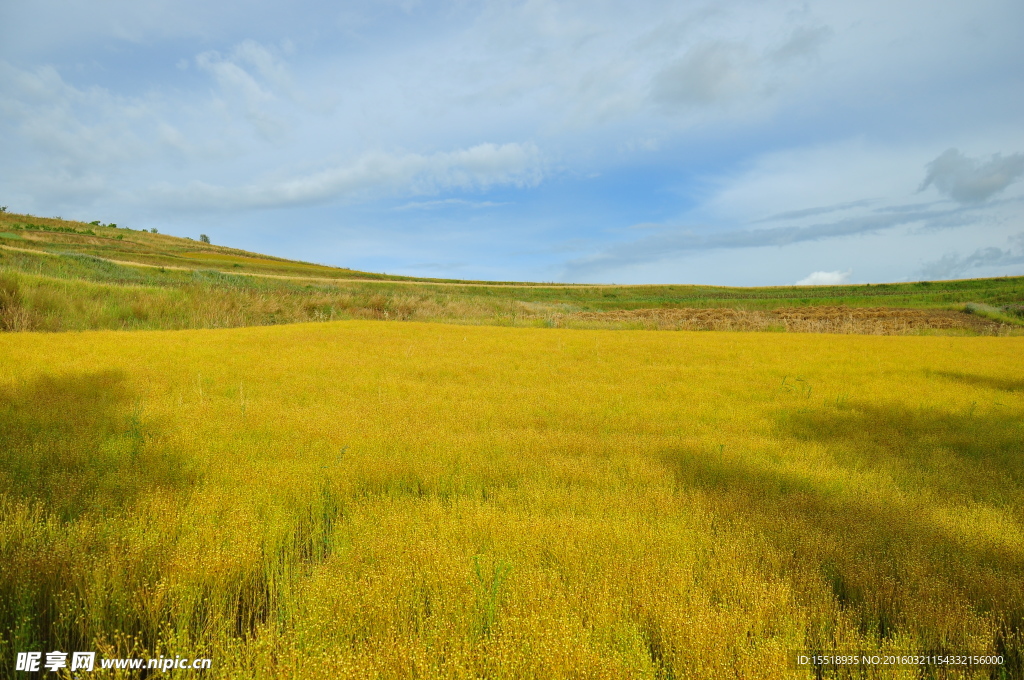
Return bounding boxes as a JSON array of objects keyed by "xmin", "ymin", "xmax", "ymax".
[{"xmin": 2, "ymin": 321, "xmax": 1023, "ymax": 678}]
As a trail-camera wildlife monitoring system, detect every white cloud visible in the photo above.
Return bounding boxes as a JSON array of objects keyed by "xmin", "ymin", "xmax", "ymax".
[
  {"xmin": 919, "ymin": 148, "xmax": 1024, "ymax": 203},
  {"xmin": 796, "ymin": 269, "xmax": 851, "ymax": 285},
  {"xmin": 155, "ymin": 142, "xmax": 544, "ymax": 209}
]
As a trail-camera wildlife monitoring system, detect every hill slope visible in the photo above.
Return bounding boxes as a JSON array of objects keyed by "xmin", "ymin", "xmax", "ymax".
[{"xmin": 1, "ymin": 210, "xmax": 1022, "ymax": 334}]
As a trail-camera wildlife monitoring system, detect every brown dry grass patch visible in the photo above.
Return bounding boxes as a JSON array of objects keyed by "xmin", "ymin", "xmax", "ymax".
[{"xmin": 555, "ymin": 306, "xmax": 1013, "ymax": 334}]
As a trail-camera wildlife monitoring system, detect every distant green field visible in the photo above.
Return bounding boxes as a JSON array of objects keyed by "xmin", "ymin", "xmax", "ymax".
[{"xmin": 1, "ymin": 210, "xmax": 1022, "ymax": 333}]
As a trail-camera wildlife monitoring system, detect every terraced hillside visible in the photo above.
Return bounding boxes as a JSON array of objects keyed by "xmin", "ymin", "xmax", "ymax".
[{"xmin": 1, "ymin": 210, "xmax": 1022, "ymax": 334}]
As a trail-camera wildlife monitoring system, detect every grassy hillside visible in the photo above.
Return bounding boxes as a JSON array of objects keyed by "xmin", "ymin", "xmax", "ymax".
[
  {"xmin": 2, "ymin": 322, "xmax": 1022, "ymax": 678},
  {"xmin": 2, "ymin": 210, "xmax": 1022, "ymax": 334}
]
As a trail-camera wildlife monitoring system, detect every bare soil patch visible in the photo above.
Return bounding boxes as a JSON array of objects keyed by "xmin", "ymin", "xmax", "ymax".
[{"xmin": 556, "ymin": 306, "xmax": 1013, "ymax": 334}]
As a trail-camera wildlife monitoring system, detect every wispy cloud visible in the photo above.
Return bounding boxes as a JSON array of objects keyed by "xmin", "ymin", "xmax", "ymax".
[
  {"xmin": 754, "ymin": 199, "xmax": 876, "ymax": 223},
  {"xmin": 152, "ymin": 143, "xmax": 544, "ymax": 210},
  {"xmin": 919, "ymin": 233, "xmax": 1024, "ymax": 280},
  {"xmin": 195, "ymin": 40, "xmax": 294, "ymax": 141},
  {"xmin": 394, "ymin": 198, "xmax": 510, "ymax": 211},
  {"xmin": 564, "ymin": 202, "xmax": 981, "ymax": 279}
]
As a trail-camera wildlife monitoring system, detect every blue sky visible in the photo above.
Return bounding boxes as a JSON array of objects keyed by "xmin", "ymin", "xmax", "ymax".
[{"xmin": 1, "ymin": 0, "xmax": 1022, "ymax": 284}]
